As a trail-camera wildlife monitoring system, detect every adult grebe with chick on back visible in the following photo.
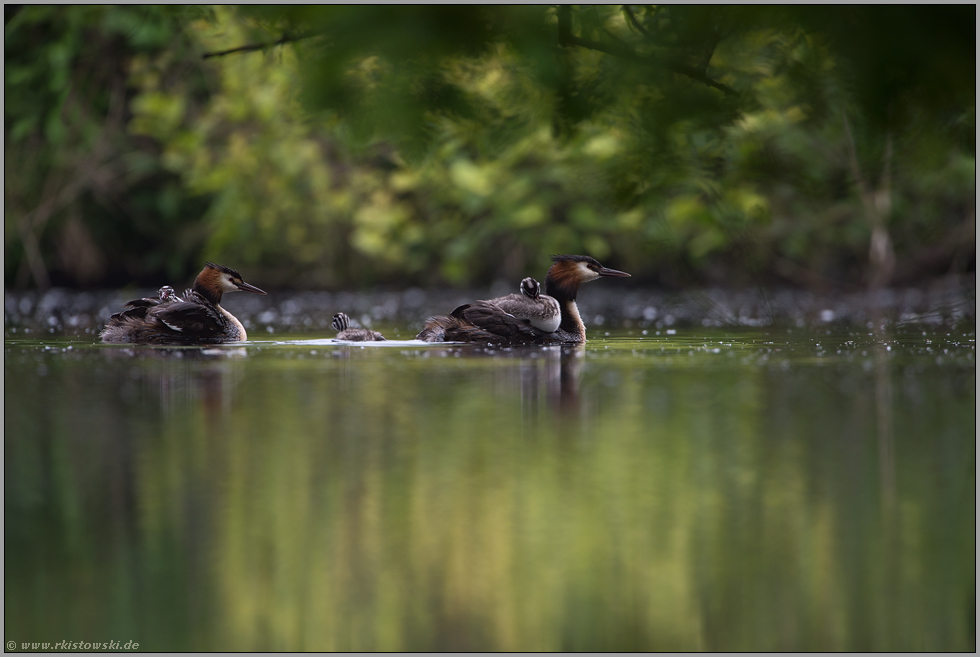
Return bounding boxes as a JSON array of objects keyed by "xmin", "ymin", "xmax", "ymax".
[
  {"xmin": 100, "ymin": 262, "xmax": 266, "ymax": 344},
  {"xmin": 416, "ymin": 254, "xmax": 630, "ymax": 345}
]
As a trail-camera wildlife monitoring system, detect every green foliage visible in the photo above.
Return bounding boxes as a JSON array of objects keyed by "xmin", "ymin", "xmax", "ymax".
[
  {"xmin": 4, "ymin": 5, "xmax": 975, "ymax": 290},
  {"xmin": 4, "ymin": 5, "xmax": 213, "ymax": 287}
]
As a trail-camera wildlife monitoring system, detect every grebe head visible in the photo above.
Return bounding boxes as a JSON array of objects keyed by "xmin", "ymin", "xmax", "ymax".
[
  {"xmin": 520, "ymin": 277, "xmax": 541, "ymax": 300},
  {"xmin": 194, "ymin": 262, "xmax": 266, "ymax": 304},
  {"xmin": 550, "ymin": 254, "xmax": 630, "ymax": 282},
  {"xmin": 203, "ymin": 262, "xmax": 267, "ymax": 294},
  {"xmin": 332, "ymin": 312, "xmax": 351, "ymax": 332},
  {"xmin": 545, "ymin": 254, "xmax": 630, "ymax": 300}
]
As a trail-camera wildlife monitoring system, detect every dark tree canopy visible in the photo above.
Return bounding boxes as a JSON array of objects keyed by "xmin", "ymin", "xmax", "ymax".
[{"xmin": 4, "ymin": 5, "xmax": 975, "ymax": 290}]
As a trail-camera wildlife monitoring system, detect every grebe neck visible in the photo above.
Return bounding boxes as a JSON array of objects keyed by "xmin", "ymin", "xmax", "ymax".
[
  {"xmin": 545, "ymin": 273, "xmax": 583, "ymax": 335},
  {"xmin": 192, "ymin": 281, "xmax": 222, "ymax": 306}
]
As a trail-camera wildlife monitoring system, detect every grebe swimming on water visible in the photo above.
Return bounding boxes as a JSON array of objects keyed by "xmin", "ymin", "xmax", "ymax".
[
  {"xmin": 100, "ymin": 262, "xmax": 266, "ymax": 344},
  {"xmin": 416, "ymin": 255, "xmax": 629, "ymax": 345},
  {"xmin": 332, "ymin": 312, "xmax": 387, "ymax": 341}
]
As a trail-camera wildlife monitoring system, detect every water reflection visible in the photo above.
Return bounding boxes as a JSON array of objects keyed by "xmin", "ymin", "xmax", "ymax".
[
  {"xmin": 872, "ymin": 339, "xmax": 896, "ymax": 520},
  {"xmin": 329, "ymin": 342, "xmax": 585, "ymax": 418},
  {"xmin": 4, "ymin": 329, "xmax": 975, "ymax": 651},
  {"xmin": 100, "ymin": 345, "xmax": 249, "ymax": 421}
]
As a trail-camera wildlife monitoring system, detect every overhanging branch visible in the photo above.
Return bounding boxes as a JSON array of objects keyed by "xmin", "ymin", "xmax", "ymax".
[
  {"xmin": 201, "ymin": 31, "xmax": 318, "ymax": 59},
  {"xmin": 557, "ymin": 5, "xmax": 738, "ymax": 96},
  {"xmin": 622, "ymin": 5, "xmax": 651, "ymax": 38}
]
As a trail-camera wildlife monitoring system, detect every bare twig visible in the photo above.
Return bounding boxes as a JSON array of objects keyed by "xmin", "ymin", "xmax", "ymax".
[
  {"xmin": 201, "ymin": 31, "xmax": 318, "ymax": 59},
  {"xmin": 622, "ymin": 5, "xmax": 651, "ymax": 38},
  {"xmin": 667, "ymin": 58, "xmax": 736, "ymax": 95},
  {"xmin": 697, "ymin": 31, "xmax": 720, "ymax": 76}
]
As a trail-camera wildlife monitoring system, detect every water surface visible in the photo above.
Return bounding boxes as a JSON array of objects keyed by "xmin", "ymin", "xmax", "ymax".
[{"xmin": 4, "ymin": 326, "xmax": 975, "ymax": 651}]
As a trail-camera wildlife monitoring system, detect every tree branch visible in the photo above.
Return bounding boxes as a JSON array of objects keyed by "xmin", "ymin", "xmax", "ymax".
[
  {"xmin": 697, "ymin": 31, "xmax": 720, "ymax": 76},
  {"xmin": 557, "ymin": 5, "xmax": 738, "ymax": 96},
  {"xmin": 665, "ymin": 58, "xmax": 737, "ymax": 96},
  {"xmin": 201, "ymin": 32, "xmax": 318, "ymax": 59},
  {"xmin": 622, "ymin": 5, "xmax": 651, "ymax": 38}
]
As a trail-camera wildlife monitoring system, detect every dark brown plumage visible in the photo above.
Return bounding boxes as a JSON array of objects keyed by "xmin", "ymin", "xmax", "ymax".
[{"xmin": 100, "ymin": 263, "xmax": 266, "ymax": 345}]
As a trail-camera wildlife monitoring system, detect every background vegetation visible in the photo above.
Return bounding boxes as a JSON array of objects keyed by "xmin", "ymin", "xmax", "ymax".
[{"xmin": 4, "ymin": 5, "xmax": 975, "ymax": 291}]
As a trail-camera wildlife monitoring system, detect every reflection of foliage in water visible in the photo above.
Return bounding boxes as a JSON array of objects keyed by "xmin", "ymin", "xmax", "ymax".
[
  {"xmin": 4, "ymin": 333, "xmax": 975, "ymax": 650},
  {"xmin": 4, "ymin": 6, "xmax": 975, "ymax": 290}
]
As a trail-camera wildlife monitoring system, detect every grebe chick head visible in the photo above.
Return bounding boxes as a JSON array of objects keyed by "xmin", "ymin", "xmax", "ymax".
[
  {"xmin": 194, "ymin": 262, "xmax": 267, "ymax": 305},
  {"xmin": 332, "ymin": 312, "xmax": 351, "ymax": 332},
  {"xmin": 157, "ymin": 286, "xmax": 180, "ymax": 303},
  {"xmin": 520, "ymin": 277, "xmax": 541, "ymax": 300}
]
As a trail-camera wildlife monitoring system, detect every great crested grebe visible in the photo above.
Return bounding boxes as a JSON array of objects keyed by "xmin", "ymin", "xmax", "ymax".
[
  {"xmin": 332, "ymin": 312, "xmax": 386, "ymax": 341},
  {"xmin": 100, "ymin": 262, "xmax": 266, "ymax": 344},
  {"xmin": 416, "ymin": 254, "xmax": 630, "ymax": 345}
]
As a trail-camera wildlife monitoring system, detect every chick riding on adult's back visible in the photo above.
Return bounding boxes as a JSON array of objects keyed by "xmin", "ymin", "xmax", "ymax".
[
  {"xmin": 100, "ymin": 262, "xmax": 266, "ymax": 345},
  {"xmin": 416, "ymin": 254, "xmax": 629, "ymax": 345}
]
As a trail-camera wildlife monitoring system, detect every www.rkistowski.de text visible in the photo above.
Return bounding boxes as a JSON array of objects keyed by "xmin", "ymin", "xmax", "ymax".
[{"xmin": 6, "ymin": 640, "xmax": 139, "ymax": 651}]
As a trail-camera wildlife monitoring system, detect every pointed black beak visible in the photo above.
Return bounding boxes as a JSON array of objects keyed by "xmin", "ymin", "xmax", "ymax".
[
  {"xmin": 236, "ymin": 281, "xmax": 267, "ymax": 295},
  {"xmin": 598, "ymin": 266, "xmax": 630, "ymax": 278}
]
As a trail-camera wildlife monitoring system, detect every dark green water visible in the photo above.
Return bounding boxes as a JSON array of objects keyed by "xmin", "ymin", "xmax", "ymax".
[{"xmin": 4, "ymin": 327, "xmax": 976, "ymax": 651}]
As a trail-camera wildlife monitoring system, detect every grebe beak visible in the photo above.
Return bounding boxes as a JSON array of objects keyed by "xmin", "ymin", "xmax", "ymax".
[
  {"xmin": 597, "ymin": 266, "xmax": 630, "ymax": 278},
  {"xmin": 236, "ymin": 281, "xmax": 267, "ymax": 295}
]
